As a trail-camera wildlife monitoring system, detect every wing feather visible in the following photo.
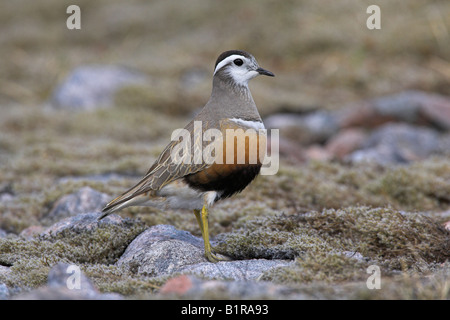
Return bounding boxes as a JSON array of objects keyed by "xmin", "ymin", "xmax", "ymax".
[{"xmin": 101, "ymin": 119, "xmax": 215, "ymax": 216}]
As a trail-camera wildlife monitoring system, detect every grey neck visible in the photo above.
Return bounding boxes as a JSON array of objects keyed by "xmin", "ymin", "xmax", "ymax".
[{"xmin": 201, "ymin": 76, "xmax": 262, "ymax": 122}]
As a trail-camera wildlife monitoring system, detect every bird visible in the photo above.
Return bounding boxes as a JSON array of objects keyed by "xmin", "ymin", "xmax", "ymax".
[{"xmin": 100, "ymin": 50, "xmax": 274, "ymax": 262}]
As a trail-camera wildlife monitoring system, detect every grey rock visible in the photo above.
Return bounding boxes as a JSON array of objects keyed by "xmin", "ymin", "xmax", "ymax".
[
  {"xmin": 264, "ymin": 111, "xmax": 339, "ymax": 145},
  {"xmin": 0, "ymin": 193, "xmax": 14, "ymax": 203},
  {"xmin": 349, "ymin": 123, "xmax": 441, "ymax": 165},
  {"xmin": 19, "ymin": 226, "xmax": 45, "ymax": 240},
  {"xmin": 51, "ymin": 65, "xmax": 148, "ymax": 111},
  {"xmin": 116, "ymin": 225, "xmax": 209, "ymax": 276},
  {"xmin": 41, "ymin": 212, "xmax": 135, "ymax": 237},
  {"xmin": 336, "ymin": 90, "xmax": 450, "ymax": 130},
  {"xmin": 14, "ymin": 263, "xmax": 122, "ymax": 300},
  {"xmin": 117, "ymin": 225, "xmax": 291, "ymax": 280},
  {"xmin": 439, "ymin": 133, "xmax": 450, "ymax": 155},
  {"xmin": 159, "ymin": 275, "xmax": 305, "ymax": 299},
  {"xmin": 180, "ymin": 259, "xmax": 292, "ymax": 281},
  {"xmin": 0, "ymin": 182, "xmax": 14, "ymax": 203},
  {"xmin": 0, "ymin": 266, "xmax": 11, "ymax": 277},
  {"xmin": 47, "ymin": 263, "xmax": 96, "ymax": 291},
  {"xmin": 46, "ymin": 187, "xmax": 110, "ymax": 222},
  {"xmin": 371, "ymin": 90, "xmax": 425, "ymax": 123},
  {"xmin": 372, "ymin": 90, "xmax": 450, "ymax": 130},
  {"xmin": 0, "ymin": 283, "xmax": 9, "ymax": 300},
  {"xmin": 0, "ymin": 229, "xmax": 7, "ymax": 238}
]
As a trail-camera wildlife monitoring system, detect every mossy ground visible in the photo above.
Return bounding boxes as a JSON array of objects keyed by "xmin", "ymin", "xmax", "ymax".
[
  {"xmin": 1, "ymin": 105, "xmax": 449, "ymax": 299},
  {"xmin": 1, "ymin": 0, "xmax": 449, "ymax": 299}
]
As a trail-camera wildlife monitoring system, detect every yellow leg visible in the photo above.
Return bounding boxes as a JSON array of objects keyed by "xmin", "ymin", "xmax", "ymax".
[
  {"xmin": 194, "ymin": 205, "xmax": 228, "ymax": 263},
  {"xmin": 193, "ymin": 209, "xmax": 204, "ymax": 238}
]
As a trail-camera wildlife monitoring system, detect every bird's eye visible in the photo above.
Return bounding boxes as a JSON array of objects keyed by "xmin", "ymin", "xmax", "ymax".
[{"xmin": 233, "ymin": 59, "xmax": 243, "ymax": 66}]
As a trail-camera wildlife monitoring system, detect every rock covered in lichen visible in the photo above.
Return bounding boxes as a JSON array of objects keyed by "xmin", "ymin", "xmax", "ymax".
[
  {"xmin": 45, "ymin": 187, "xmax": 110, "ymax": 223},
  {"xmin": 117, "ymin": 224, "xmax": 291, "ymax": 280},
  {"xmin": 13, "ymin": 263, "xmax": 122, "ymax": 300}
]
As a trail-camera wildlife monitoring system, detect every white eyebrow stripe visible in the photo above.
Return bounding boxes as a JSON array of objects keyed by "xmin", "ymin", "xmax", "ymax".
[
  {"xmin": 229, "ymin": 118, "xmax": 265, "ymax": 130},
  {"xmin": 214, "ymin": 55, "xmax": 247, "ymax": 75}
]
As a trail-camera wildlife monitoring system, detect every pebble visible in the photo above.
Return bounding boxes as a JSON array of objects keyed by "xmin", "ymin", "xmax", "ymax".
[
  {"xmin": 51, "ymin": 65, "xmax": 148, "ymax": 111},
  {"xmin": 13, "ymin": 263, "xmax": 122, "ymax": 300},
  {"xmin": 263, "ymin": 90, "xmax": 450, "ymax": 165},
  {"xmin": 45, "ymin": 187, "xmax": 110, "ymax": 222},
  {"xmin": 348, "ymin": 123, "xmax": 441, "ymax": 165},
  {"xmin": 40, "ymin": 212, "xmax": 135, "ymax": 238},
  {"xmin": 158, "ymin": 275, "xmax": 305, "ymax": 299}
]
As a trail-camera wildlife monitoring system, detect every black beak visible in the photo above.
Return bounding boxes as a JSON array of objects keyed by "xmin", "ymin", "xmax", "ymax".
[{"xmin": 256, "ymin": 67, "xmax": 275, "ymax": 77}]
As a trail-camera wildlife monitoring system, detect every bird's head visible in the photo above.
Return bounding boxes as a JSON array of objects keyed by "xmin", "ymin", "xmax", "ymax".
[{"xmin": 213, "ymin": 50, "xmax": 274, "ymax": 87}]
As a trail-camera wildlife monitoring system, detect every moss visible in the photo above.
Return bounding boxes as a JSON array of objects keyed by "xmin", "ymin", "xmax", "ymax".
[
  {"xmin": 1, "ymin": 0, "xmax": 449, "ymax": 299},
  {"xmin": 368, "ymin": 159, "xmax": 450, "ymax": 211},
  {"xmin": 352, "ymin": 263, "xmax": 450, "ymax": 300},
  {"xmin": 218, "ymin": 206, "xmax": 450, "ymax": 285},
  {"xmin": 301, "ymin": 207, "xmax": 450, "ymax": 268},
  {"xmin": 0, "ymin": 218, "xmax": 146, "ymax": 292},
  {"xmin": 82, "ymin": 264, "xmax": 164, "ymax": 297},
  {"xmin": 242, "ymin": 158, "xmax": 450, "ymax": 215},
  {"xmin": 262, "ymin": 251, "xmax": 369, "ymax": 284},
  {"xmin": 216, "ymin": 213, "xmax": 333, "ymax": 260}
]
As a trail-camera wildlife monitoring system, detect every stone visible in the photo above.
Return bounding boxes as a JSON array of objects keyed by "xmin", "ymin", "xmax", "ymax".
[
  {"xmin": 264, "ymin": 111, "xmax": 339, "ymax": 145},
  {"xmin": 159, "ymin": 275, "xmax": 194, "ymax": 295},
  {"xmin": 336, "ymin": 90, "xmax": 450, "ymax": 130},
  {"xmin": 47, "ymin": 263, "xmax": 97, "ymax": 292},
  {"xmin": 325, "ymin": 128, "xmax": 367, "ymax": 160},
  {"xmin": 51, "ymin": 65, "xmax": 148, "ymax": 111},
  {"xmin": 438, "ymin": 134, "xmax": 450, "ymax": 155},
  {"xmin": 117, "ymin": 225, "xmax": 291, "ymax": 280},
  {"xmin": 0, "ymin": 182, "xmax": 14, "ymax": 203},
  {"xmin": 179, "ymin": 259, "xmax": 292, "ymax": 281},
  {"xmin": 416, "ymin": 92, "xmax": 450, "ymax": 130},
  {"xmin": 305, "ymin": 145, "xmax": 332, "ymax": 161},
  {"xmin": 19, "ymin": 226, "xmax": 45, "ymax": 240},
  {"xmin": 269, "ymin": 137, "xmax": 307, "ymax": 164},
  {"xmin": 41, "ymin": 212, "xmax": 136, "ymax": 237},
  {"xmin": 0, "ymin": 266, "xmax": 11, "ymax": 278},
  {"xmin": 444, "ymin": 221, "xmax": 450, "ymax": 231},
  {"xmin": 45, "ymin": 187, "xmax": 110, "ymax": 222},
  {"xmin": 335, "ymin": 101, "xmax": 384, "ymax": 129},
  {"xmin": 349, "ymin": 123, "xmax": 441, "ymax": 165},
  {"xmin": 158, "ymin": 275, "xmax": 306, "ymax": 299},
  {"xmin": 371, "ymin": 91, "xmax": 426, "ymax": 123},
  {"xmin": 116, "ymin": 225, "xmax": 210, "ymax": 276},
  {"xmin": 0, "ymin": 283, "xmax": 9, "ymax": 300},
  {"xmin": 13, "ymin": 263, "xmax": 122, "ymax": 300}
]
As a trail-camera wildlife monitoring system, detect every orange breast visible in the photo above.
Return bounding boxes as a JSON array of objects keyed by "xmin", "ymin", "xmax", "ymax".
[{"xmin": 184, "ymin": 125, "xmax": 265, "ymax": 197}]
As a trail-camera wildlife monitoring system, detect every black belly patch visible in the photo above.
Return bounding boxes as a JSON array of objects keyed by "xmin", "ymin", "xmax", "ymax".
[{"xmin": 184, "ymin": 164, "xmax": 261, "ymax": 200}]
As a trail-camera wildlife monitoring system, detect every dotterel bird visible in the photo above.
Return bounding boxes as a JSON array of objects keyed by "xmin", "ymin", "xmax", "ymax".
[{"xmin": 100, "ymin": 50, "xmax": 274, "ymax": 262}]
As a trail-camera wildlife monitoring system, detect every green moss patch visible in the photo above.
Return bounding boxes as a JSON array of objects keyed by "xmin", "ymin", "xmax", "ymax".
[
  {"xmin": 0, "ymin": 217, "xmax": 146, "ymax": 291},
  {"xmin": 219, "ymin": 206, "xmax": 450, "ymax": 285}
]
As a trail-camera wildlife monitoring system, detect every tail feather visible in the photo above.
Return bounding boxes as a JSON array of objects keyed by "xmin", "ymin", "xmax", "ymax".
[
  {"xmin": 99, "ymin": 195, "xmax": 131, "ymax": 220},
  {"xmin": 99, "ymin": 180, "xmax": 150, "ymax": 220},
  {"xmin": 99, "ymin": 193, "xmax": 151, "ymax": 220}
]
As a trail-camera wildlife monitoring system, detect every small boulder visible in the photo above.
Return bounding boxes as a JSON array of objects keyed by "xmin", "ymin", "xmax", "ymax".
[
  {"xmin": 51, "ymin": 65, "xmax": 148, "ymax": 111},
  {"xmin": 264, "ymin": 111, "xmax": 339, "ymax": 145},
  {"xmin": 13, "ymin": 263, "xmax": 122, "ymax": 300},
  {"xmin": 46, "ymin": 187, "xmax": 110, "ymax": 222},
  {"xmin": 117, "ymin": 225, "xmax": 291, "ymax": 280},
  {"xmin": 349, "ymin": 123, "xmax": 441, "ymax": 165}
]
